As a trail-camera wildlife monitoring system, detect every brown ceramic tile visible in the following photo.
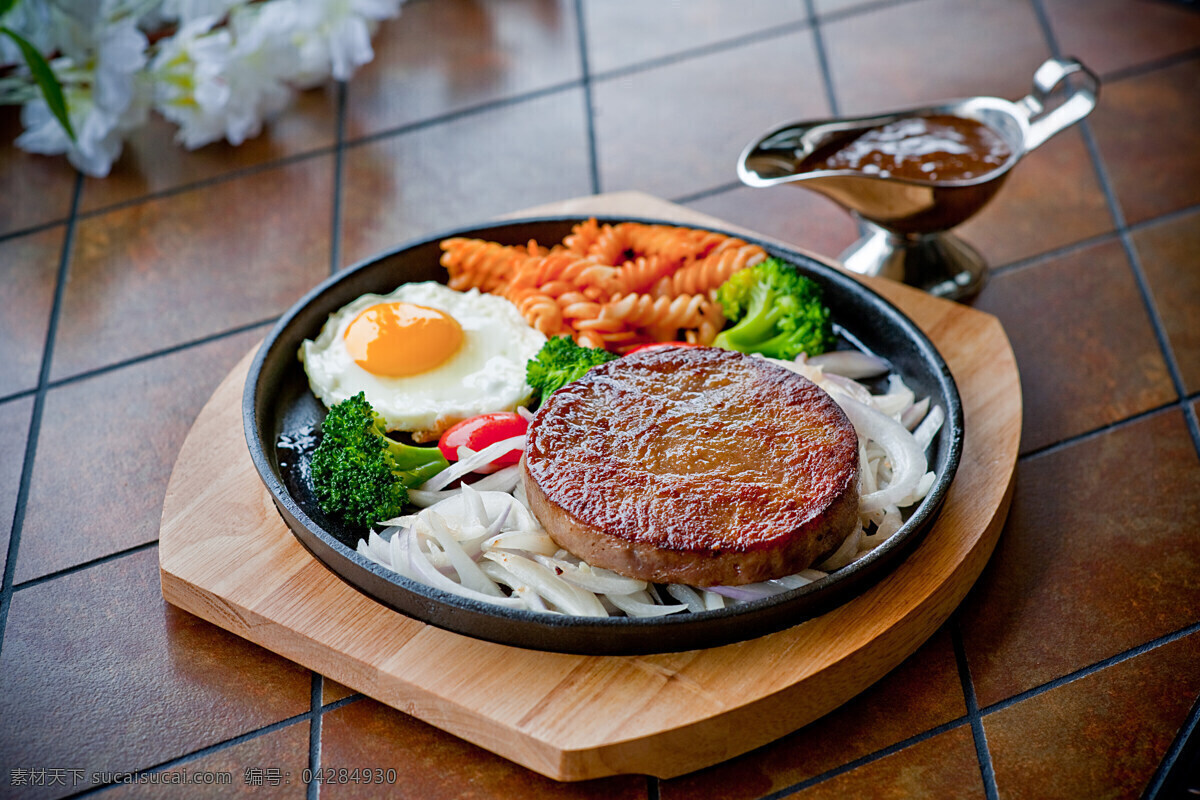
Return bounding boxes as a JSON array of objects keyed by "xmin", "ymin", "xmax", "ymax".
[
  {"xmin": 823, "ymin": 0, "xmax": 1051, "ymax": 115},
  {"xmin": 344, "ymin": 0, "xmax": 581, "ymax": 139},
  {"xmin": 1134, "ymin": 209, "xmax": 1200, "ymax": 395},
  {"xmin": 0, "ymin": 548, "xmax": 311, "ymax": 800},
  {"xmin": 0, "ymin": 397, "xmax": 33, "ymax": 577},
  {"xmin": 15, "ymin": 326, "xmax": 265, "ymax": 583},
  {"xmin": 1042, "ymin": 0, "xmax": 1200, "ymax": 78},
  {"xmin": 1090, "ymin": 57, "xmax": 1200, "ymax": 226},
  {"xmin": 80, "ymin": 88, "xmax": 339, "ymax": 214},
  {"xmin": 103, "ymin": 723, "xmax": 310, "ymax": 799},
  {"xmin": 339, "ymin": 90, "xmax": 591, "ymax": 267},
  {"xmin": 0, "ymin": 107, "xmax": 78, "ymax": 236},
  {"xmin": 583, "ymin": 0, "xmax": 807, "ymax": 75},
  {"xmin": 51, "ymin": 156, "xmax": 331, "ymax": 381},
  {"xmin": 956, "ymin": 127, "xmax": 1113, "ymax": 268},
  {"xmin": 661, "ymin": 625, "xmax": 966, "ymax": 799},
  {"xmin": 789, "ymin": 725, "xmax": 984, "ymax": 800},
  {"xmin": 813, "ymin": 0, "xmax": 894, "ymax": 17},
  {"xmin": 972, "ymin": 238, "xmax": 1176, "ymax": 453},
  {"xmin": 686, "ymin": 185, "xmax": 862, "ymax": 263},
  {"xmin": 0, "ymin": 226, "xmax": 63, "ymax": 397},
  {"xmin": 959, "ymin": 408, "xmax": 1200, "ymax": 708},
  {"xmin": 322, "ymin": 677, "xmax": 357, "ymax": 706},
  {"xmin": 984, "ymin": 630, "xmax": 1200, "ymax": 800},
  {"xmin": 593, "ymin": 30, "xmax": 829, "ymax": 200},
  {"xmin": 318, "ymin": 698, "xmax": 647, "ymax": 800}
]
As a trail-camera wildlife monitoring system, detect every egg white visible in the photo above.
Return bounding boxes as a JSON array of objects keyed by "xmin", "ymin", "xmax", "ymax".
[{"xmin": 300, "ymin": 282, "xmax": 547, "ymax": 440}]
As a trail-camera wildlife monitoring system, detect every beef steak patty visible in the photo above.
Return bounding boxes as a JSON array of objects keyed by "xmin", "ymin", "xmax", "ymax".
[{"xmin": 521, "ymin": 346, "xmax": 860, "ymax": 587}]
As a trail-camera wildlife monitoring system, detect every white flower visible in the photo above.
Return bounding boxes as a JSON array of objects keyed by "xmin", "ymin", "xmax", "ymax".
[
  {"xmin": 6, "ymin": 0, "xmax": 399, "ymax": 174},
  {"xmin": 290, "ymin": 0, "xmax": 403, "ymax": 83},
  {"xmin": 152, "ymin": 3, "xmax": 303, "ymax": 148},
  {"xmin": 14, "ymin": 14, "xmax": 149, "ymax": 176}
]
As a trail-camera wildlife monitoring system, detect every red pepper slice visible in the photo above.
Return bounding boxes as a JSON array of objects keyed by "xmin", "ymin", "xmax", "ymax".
[{"xmin": 438, "ymin": 412, "xmax": 528, "ymax": 469}]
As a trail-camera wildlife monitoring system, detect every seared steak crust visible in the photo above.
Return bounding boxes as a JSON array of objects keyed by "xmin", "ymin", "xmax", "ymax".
[{"xmin": 521, "ymin": 347, "xmax": 860, "ymax": 587}]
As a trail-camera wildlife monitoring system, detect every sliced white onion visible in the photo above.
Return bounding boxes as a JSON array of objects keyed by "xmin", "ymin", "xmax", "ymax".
[
  {"xmin": 424, "ymin": 513, "xmax": 504, "ymax": 597},
  {"xmin": 406, "ymin": 527, "xmax": 525, "ymax": 607},
  {"xmin": 817, "ymin": 528, "xmax": 861, "ymax": 571},
  {"xmin": 913, "ymin": 404, "xmax": 945, "ymax": 452},
  {"xmin": 707, "ymin": 581, "xmax": 789, "ymax": 602},
  {"xmin": 821, "ymin": 372, "xmax": 876, "ymax": 405},
  {"xmin": 532, "ymin": 554, "xmax": 648, "ymax": 595},
  {"xmin": 479, "ymin": 561, "xmax": 545, "ymax": 611},
  {"xmin": 768, "ymin": 573, "xmax": 816, "ymax": 591},
  {"xmin": 481, "ymin": 551, "xmax": 608, "ymax": 617},
  {"xmin": 419, "ymin": 434, "xmax": 526, "ymax": 493},
  {"xmin": 408, "ymin": 465, "xmax": 522, "ymax": 507},
  {"xmin": 606, "ymin": 591, "xmax": 687, "ymax": 617},
  {"xmin": 837, "ymin": 395, "xmax": 927, "ymax": 514},
  {"xmin": 806, "ymin": 350, "xmax": 890, "ymax": 379},
  {"xmin": 483, "ymin": 530, "xmax": 559, "ymax": 555},
  {"xmin": 666, "ymin": 584, "xmax": 707, "ymax": 613},
  {"xmin": 702, "ymin": 590, "xmax": 726, "ymax": 610},
  {"xmin": 366, "ymin": 528, "xmax": 391, "ymax": 564},
  {"xmin": 900, "ymin": 396, "xmax": 930, "ymax": 431},
  {"xmin": 357, "ymin": 539, "xmax": 385, "ymax": 567},
  {"xmin": 871, "ymin": 375, "xmax": 914, "ymax": 419}
]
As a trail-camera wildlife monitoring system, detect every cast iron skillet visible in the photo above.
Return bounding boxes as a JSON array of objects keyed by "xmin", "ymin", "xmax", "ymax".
[{"xmin": 243, "ymin": 216, "xmax": 964, "ymax": 655}]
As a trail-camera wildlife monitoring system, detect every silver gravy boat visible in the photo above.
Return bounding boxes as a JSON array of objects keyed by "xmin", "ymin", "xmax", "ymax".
[{"xmin": 738, "ymin": 57, "xmax": 1099, "ymax": 299}]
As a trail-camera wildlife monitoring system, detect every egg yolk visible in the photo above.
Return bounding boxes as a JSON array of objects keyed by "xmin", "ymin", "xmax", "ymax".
[{"xmin": 343, "ymin": 302, "xmax": 464, "ymax": 377}]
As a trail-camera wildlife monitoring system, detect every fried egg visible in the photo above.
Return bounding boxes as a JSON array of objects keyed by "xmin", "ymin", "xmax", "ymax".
[{"xmin": 300, "ymin": 282, "xmax": 546, "ymax": 440}]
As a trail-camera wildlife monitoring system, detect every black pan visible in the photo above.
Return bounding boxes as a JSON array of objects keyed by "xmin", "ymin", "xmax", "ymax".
[{"xmin": 243, "ymin": 216, "xmax": 963, "ymax": 655}]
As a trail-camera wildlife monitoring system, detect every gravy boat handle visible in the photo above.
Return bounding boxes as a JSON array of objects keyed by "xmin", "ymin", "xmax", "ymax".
[{"xmin": 1016, "ymin": 57, "xmax": 1099, "ymax": 152}]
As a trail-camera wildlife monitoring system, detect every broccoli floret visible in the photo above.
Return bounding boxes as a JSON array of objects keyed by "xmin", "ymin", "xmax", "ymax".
[
  {"xmin": 712, "ymin": 257, "xmax": 836, "ymax": 360},
  {"xmin": 309, "ymin": 392, "xmax": 448, "ymax": 528},
  {"xmin": 526, "ymin": 335, "xmax": 619, "ymax": 401}
]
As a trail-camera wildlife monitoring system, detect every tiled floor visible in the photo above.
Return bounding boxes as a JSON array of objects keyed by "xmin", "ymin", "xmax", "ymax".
[{"xmin": 2, "ymin": 0, "xmax": 1199, "ymax": 798}]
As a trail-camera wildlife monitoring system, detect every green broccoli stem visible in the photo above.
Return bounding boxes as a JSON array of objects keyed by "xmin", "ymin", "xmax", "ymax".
[
  {"xmin": 714, "ymin": 290, "xmax": 785, "ymax": 349},
  {"xmin": 384, "ymin": 438, "xmax": 448, "ymax": 473},
  {"xmin": 382, "ymin": 438, "xmax": 448, "ymax": 488}
]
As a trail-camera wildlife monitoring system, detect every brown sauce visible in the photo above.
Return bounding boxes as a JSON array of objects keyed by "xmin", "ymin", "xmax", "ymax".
[{"xmin": 802, "ymin": 114, "xmax": 1012, "ymax": 182}]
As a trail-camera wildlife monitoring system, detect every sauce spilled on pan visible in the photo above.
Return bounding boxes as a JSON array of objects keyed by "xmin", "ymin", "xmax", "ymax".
[{"xmin": 801, "ymin": 114, "xmax": 1012, "ymax": 183}]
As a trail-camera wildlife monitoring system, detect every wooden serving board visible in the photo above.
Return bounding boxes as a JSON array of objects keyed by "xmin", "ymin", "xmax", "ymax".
[{"xmin": 159, "ymin": 192, "xmax": 1021, "ymax": 781}]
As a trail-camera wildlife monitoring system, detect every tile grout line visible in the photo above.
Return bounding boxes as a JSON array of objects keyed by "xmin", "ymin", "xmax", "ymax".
[
  {"xmin": 308, "ymin": 673, "xmax": 323, "ymax": 800},
  {"xmin": 572, "ymin": 0, "xmax": 601, "ymax": 195},
  {"xmin": 980, "ymin": 620, "xmax": 1200, "ymax": 718},
  {"xmin": 952, "ymin": 614, "xmax": 1000, "ymax": 799},
  {"xmin": 588, "ymin": 18, "xmax": 813, "ymax": 85},
  {"xmin": 19, "ymin": 316, "xmax": 279, "ymax": 401},
  {"xmin": 0, "ymin": 171, "xmax": 83, "ymax": 662},
  {"xmin": 329, "ymin": 81, "xmax": 348, "ymax": 277},
  {"xmin": 1030, "ymin": 0, "xmax": 1199, "ymax": 457},
  {"xmin": 765, "ymin": 619, "xmax": 1200, "ymax": 798},
  {"xmin": 1101, "ymin": 45, "xmax": 1200, "ymax": 85},
  {"xmin": 61, "ymin": 712, "xmax": 314, "ymax": 798},
  {"xmin": 1142, "ymin": 690, "xmax": 1200, "ymax": 799},
  {"xmin": 10, "ymin": 541, "xmax": 159, "ymax": 593},
  {"xmin": 803, "ymin": 0, "xmax": 841, "ymax": 117},
  {"xmin": 1030, "ymin": 9, "xmax": 1200, "ymax": 789},
  {"xmin": 1017, "ymin": 393, "xmax": 1200, "ymax": 463},
  {"xmin": 68, "ymin": 618, "xmax": 1199, "ymax": 799},
  {"xmin": 765, "ymin": 718, "xmax": 975, "ymax": 799},
  {"xmin": 0, "ymin": 28, "xmax": 1194, "ymax": 253}
]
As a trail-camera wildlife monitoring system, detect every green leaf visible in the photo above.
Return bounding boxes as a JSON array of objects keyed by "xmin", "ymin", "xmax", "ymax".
[
  {"xmin": 1, "ymin": 25, "xmax": 76, "ymax": 143},
  {"xmin": 0, "ymin": 0, "xmax": 19, "ymax": 19}
]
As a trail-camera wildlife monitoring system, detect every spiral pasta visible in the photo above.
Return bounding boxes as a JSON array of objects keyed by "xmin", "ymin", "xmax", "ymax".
[{"xmin": 438, "ymin": 219, "xmax": 767, "ymax": 352}]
